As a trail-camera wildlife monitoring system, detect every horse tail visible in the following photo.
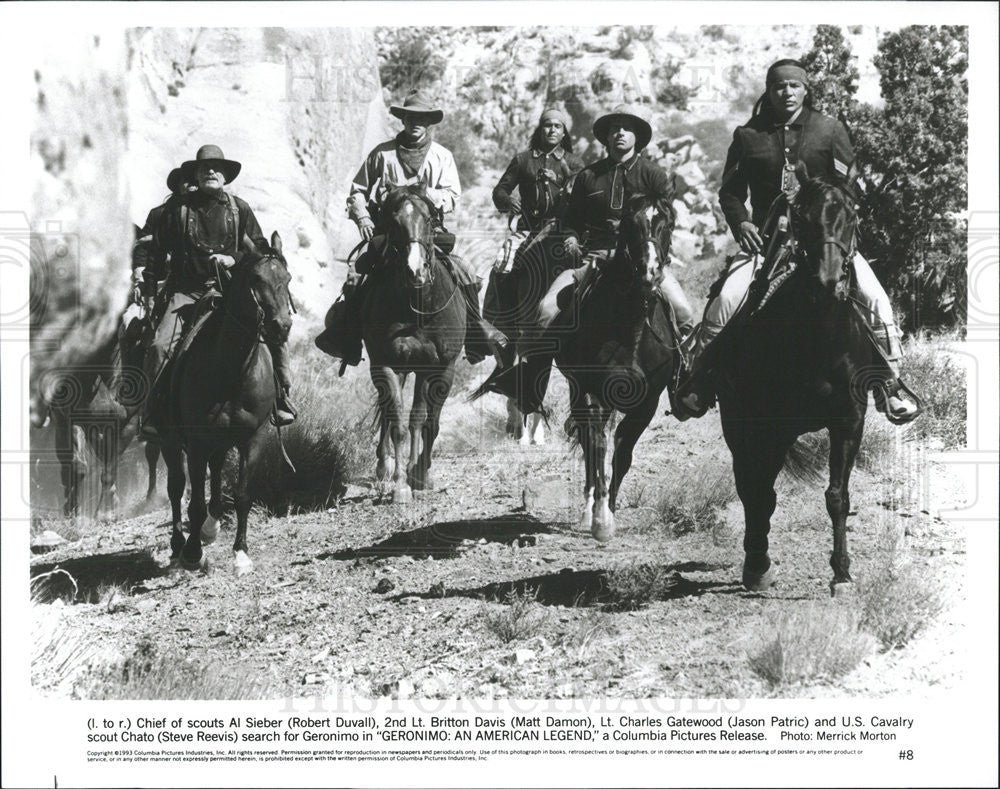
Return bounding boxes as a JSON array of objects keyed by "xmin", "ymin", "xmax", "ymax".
[{"xmin": 782, "ymin": 433, "xmax": 827, "ymax": 485}]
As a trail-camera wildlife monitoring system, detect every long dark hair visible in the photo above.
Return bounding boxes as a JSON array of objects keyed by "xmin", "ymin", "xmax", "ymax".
[
  {"xmin": 530, "ymin": 123, "xmax": 575, "ymax": 155},
  {"xmin": 751, "ymin": 58, "xmax": 814, "ymax": 120}
]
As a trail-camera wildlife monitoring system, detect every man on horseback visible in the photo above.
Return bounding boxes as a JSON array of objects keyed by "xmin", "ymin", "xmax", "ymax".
[
  {"xmin": 317, "ymin": 89, "xmax": 507, "ymax": 366},
  {"xmin": 538, "ymin": 103, "xmax": 695, "ymax": 359},
  {"xmin": 676, "ymin": 59, "xmax": 920, "ymax": 424},
  {"xmin": 139, "ymin": 144, "xmax": 297, "ymax": 438}
]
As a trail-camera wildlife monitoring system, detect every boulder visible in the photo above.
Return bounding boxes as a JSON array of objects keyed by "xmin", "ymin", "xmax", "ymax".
[
  {"xmin": 673, "ymin": 160, "xmax": 707, "ymax": 195},
  {"xmin": 671, "ymin": 229, "xmax": 703, "ymax": 262}
]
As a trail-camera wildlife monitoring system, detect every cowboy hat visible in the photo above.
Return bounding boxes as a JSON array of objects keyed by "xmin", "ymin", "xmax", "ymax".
[
  {"xmin": 180, "ymin": 144, "xmax": 242, "ymax": 184},
  {"xmin": 389, "ymin": 89, "xmax": 444, "ymax": 125},
  {"xmin": 166, "ymin": 167, "xmax": 185, "ymax": 192},
  {"xmin": 592, "ymin": 104, "xmax": 653, "ymax": 151}
]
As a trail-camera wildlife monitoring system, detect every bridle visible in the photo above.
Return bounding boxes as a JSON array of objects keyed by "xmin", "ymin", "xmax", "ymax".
[{"xmin": 790, "ymin": 182, "xmax": 859, "ymax": 294}]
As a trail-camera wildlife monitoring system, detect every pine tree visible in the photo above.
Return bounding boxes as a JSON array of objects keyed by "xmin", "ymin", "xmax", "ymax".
[{"xmin": 800, "ymin": 25, "xmax": 859, "ymax": 123}]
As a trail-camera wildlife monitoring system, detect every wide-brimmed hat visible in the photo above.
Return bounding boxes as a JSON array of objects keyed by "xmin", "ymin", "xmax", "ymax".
[
  {"xmin": 166, "ymin": 167, "xmax": 184, "ymax": 192},
  {"xmin": 180, "ymin": 144, "xmax": 242, "ymax": 184},
  {"xmin": 389, "ymin": 89, "xmax": 444, "ymax": 125},
  {"xmin": 592, "ymin": 104, "xmax": 653, "ymax": 151}
]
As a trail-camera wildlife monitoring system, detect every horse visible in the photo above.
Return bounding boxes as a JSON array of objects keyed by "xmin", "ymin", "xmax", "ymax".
[
  {"xmin": 359, "ymin": 185, "xmax": 466, "ymax": 503},
  {"xmin": 160, "ymin": 232, "xmax": 291, "ymax": 575},
  {"xmin": 715, "ymin": 167, "xmax": 877, "ymax": 595},
  {"xmin": 485, "ymin": 220, "xmax": 569, "ymax": 447},
  {"xmin": 32, "ymin": 312, "xmax": 160, "ymax": 518}
]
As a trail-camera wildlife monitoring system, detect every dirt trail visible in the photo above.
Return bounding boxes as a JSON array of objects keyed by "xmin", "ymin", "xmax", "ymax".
[{"xmin": 30, "ymin": 381, "xmax": 966, "ymax": 699}]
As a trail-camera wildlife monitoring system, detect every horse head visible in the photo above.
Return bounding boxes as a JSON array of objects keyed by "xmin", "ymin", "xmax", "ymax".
[
  {"xmin": 792, "ymin": 162, "xmax": 859, "ymax": 301},
  {"xmin": 617, "ymin": 195, "xmax": 667, "ymax": 288},
  {"xmin": 234, "ymin": 231, "xmax": 293, "ymax": 344},
  {"xmin": 383, "ymin": 185, "xmax": 438, "ymax": 288}
]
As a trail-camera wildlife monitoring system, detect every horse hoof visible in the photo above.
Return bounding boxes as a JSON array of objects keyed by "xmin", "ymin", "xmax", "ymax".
[
  {"xmin": 830, "ymin": 580, "xmax": 855, "ymax": 599},
  {"xmin": 180, "ymin": 555, "xmax": 208, "ymax": 573},
  {"xmin": 591, "ymin": 519, "xmax": 615, "ymax": 543},
  {"xmin": 201, "ymin": 515, "xmax": 219, "ymax": 545},
  {"xmin": 742, "ymin": 563, "xmax": 777, "ymax": 592},
  {"xmin": 392, "ymin": 486, "xmax": 413, "ymax": 505},
  {"xmin": 234, "ymin": 551, "xmax": 253, "ymax": 576}
]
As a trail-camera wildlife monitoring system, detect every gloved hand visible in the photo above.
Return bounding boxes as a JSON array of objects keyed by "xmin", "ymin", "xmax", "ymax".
[
  {"xmin": 507, "ymin": 196, "xmax": 522, "ymax": 215},
  {"xmin": 208, "ymin": 254, "xmax": 236, "ymax": 269},
  {"xmin": 562, "ymin": 235, "xmax": 582, "ymax": 259},
  {"xmin": 357, "ymin": 217, "xmax": 375, "ymax": 242},
  {"xmin": 538, "ymin": 168, "xmax": 558, "ymax": 183},
  {"xmin": 130, "ymin": 267, "xmax": 146, "ymax": 304}
]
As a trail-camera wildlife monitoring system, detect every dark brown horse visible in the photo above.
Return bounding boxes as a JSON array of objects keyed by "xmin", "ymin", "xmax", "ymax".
[
  {"xmin": 32, "ymin": 314, "xmax": 160, "ymax": 518},
  {"xmin": 359, "ymin": 185, "xmax": 466, "ymax": 503},
  {"xmin": 485, "ymin": 220, "xmax": 569, "ymax": 446},
  {"xmin": 717, "ymin": 169, "xmax": 875, "ymax": 595},
  {"xmin": 552, "ymin": 199, "xmax": 682, "ymax": 542},
  {"xmin": 161, "ymin": 232, "xmax": 291, "ymax": 574}
]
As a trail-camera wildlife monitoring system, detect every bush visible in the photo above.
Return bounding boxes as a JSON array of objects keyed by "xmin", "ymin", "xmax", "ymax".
[
  {"xmin": 485, "ymin": 589, "xmax": 551, "ymax": 643},
  {"xmin": 377, "ymin": 29, "xmax": 447, "ymax": 97},
  {"xmin": 748, "ymin": 605, "xmax": 876, "ymax": 686},
  {"xmin": 857, "ymin": 561, "xmax": 948, "ymax": 651},
  {"xmin": 223, "ymin": 339, "xmax": 372, "ymax": 514},
  {"xmin": 654, "ymin": 457, "xmax": 736, "ymax": 536},
  {"xmin": 896, "ymin": 332, "xmax": 966, "ymax": 448},
  {"xmin": 82, "ymin": 637, "xmax": 277, "ymax": 700},
  {"xmin": 604, "ymin": 564, "xmax": 673, "ymax": 611}
]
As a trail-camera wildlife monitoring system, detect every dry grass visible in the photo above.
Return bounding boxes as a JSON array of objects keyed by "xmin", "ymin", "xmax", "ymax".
[
  {"xmin": 82, "ymin": 637, "xmax": 277, "ymax": 700},
  {"xmin": 224, "ymin": 338, "xmax": 372, "ymax": 514},
  {"xmin": 604, "ymin": 563, "xmax": 674, "ymax": 611},
  {"xmin": 857, "ymin": 560, "xmax": 948, "ymax": 651},
  {"xmin": 654, "ymin": 458, "xmax": 736, "ymax": 536},
  {"xmin": 484, "ymin": 588, "xmax": 551, "ymax": 643},
  {"xmin": 748, "ymin": 604, "xmax": 877, "ymax": 687}
]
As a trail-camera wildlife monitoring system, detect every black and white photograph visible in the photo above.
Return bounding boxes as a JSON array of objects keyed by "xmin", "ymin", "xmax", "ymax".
[{"xmin": 3, "ymin": 3, "xmax": 997, "ymax": 787}]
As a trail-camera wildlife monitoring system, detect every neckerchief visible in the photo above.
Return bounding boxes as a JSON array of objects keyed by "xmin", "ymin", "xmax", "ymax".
[{"xmin": 395, "ymin": 131, "xmax": 432, "ymax": 176}]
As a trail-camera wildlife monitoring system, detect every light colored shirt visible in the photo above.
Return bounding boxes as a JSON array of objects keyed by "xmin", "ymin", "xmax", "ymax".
[{"xmin": 346, "ymin": 139, "xmax": 461, "ymax": 223}]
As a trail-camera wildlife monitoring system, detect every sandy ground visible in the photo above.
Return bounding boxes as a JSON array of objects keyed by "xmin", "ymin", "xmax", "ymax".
[{"xmin": 29, "ymin": 360, "xmax": 966, "ymax": 700}]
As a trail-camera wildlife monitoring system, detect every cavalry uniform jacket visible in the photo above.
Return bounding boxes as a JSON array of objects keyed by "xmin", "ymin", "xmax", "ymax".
[
  {"xmin": 719, "ymin": 105, "xmax": 855, "ymax": 235},
  {"xmin": 492, "ymin": 146, "xmax": 584, "ymax": 232},
  {"xmin": 347, "ymin": 139, "xmax": 461, "ymax": 227},
  {"xmin": 564, "ymin": 153, "xmax": 676, "ymax": 250},
  {"xmin": 150, "ymin": 189, "xmax": 266, "ymax": 293}
]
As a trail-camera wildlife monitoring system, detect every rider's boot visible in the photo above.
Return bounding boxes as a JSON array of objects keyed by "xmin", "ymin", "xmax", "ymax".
[
  {"xmin": 461, "ymin": 281, "xmax": 508, "ymax": 365},
  {"xmin": 315, "ymin": 273, "xmax": 365, "ymax": 366},
  {"xmin": 673, "ymin": 326, "xmax": 717, "ymax": 420},
  {"xmin": 873, "ymin": 329, "xmax": 920, "ymax": 424},
  {"xmin": 268, "ymin": 339, "xmax": 297, "ymax": 426}
]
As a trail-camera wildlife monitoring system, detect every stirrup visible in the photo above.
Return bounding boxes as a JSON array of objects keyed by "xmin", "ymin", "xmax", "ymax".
[{"xmin": 874, "ymin": 380, "xmax": 922, "ymax": 426}]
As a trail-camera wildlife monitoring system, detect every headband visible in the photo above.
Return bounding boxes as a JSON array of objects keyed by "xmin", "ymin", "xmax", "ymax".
[{"xmin": 767, "ymin": 63, "xmax": 809, "ymax": 86}]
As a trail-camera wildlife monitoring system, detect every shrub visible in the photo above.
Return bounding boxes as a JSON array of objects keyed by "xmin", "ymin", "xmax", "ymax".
[
  {"xmin": 604, "ymin": 564, "xmax": 673, "ymax": 611},
  {"xmin": 376, "ymin": 29, "xmax": 447, "ymax": 97},
  {"xmin": 82, "ymin": 637, "xmax": 277, "ymax": 700},
  {"xmin": 654, "ymin": 458, "xmax": 736, "ymax": 536},
  {"xmin": 485, "ymin": 588, "xmax": 551, "ymax": 643},
  {"xmin": 223, "ymin": 339, "xmax": 372, "ymax": 514},
  {"xmin": 857, "ymin": 560, "xmax": 948, "ymax": 651},
  {"xmin": 748, "ymin": 604, "xmax": 876, "ymax": 686}
]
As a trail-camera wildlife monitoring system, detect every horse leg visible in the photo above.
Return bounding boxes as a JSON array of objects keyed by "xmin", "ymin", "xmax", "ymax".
[
  {"xmin": 589, "ymin": 400, "xmax": 615, "ymax": 543},
  {"xmin": 529, "ymin": 411, "xmax": 546, "ymax": 446},
  {"xmin": 415, "ymin": 364, "xmax": 455, "ymax": 491},
  {"xmin": 506, "ymin": 398, "xmax": 523, "ymax": 441},
  {"xmin": 406, "ymin": 372, "xmax": 429, "ymax": 490},
  {"xmin": 568, "ymin": 380, "xmax": 595, "ymax": 533},
  {"xmin": 372, "ymin": 366, "xmax": 410, "ymax": 502},
  {"xmin": 97, "ymin": 424, "xmax": 120, "ymax": 521},
  {"xmin": 144, "ymin": 440, "xmax": 160, "ymax": 502},
  {"xmin": 732, "ymin": 432, "xmax": 788, "ymax": 591},
  {"xmin": 827, "ymin": 419, "xmax": 863, "ymax": 596},
  {"xmin": 161, "ymin": 439, "xmax": 186, "ymax": 562},
  {"xmin": 232, "ymin": 440, "xmax": 258, "ymax": 576},
  {"xmin": 609, "ymin": 396, "xmax": 658, "ymax": 512},
  {"xmin": 181, "ymin": 447, "xmax": 209, "ymax": 572},
  {"xmin": 54, "ymin": 414, "xmax": 83, "ymax": 517},
  {"xmin": 201, "ymin": 449, "xmax": 226, "ymax": 545}
]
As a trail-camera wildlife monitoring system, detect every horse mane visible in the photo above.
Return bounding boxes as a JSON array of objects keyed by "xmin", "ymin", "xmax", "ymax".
[{"xmin": 383, "ymin": 185, "xmax": 437, "ymax": 218}]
